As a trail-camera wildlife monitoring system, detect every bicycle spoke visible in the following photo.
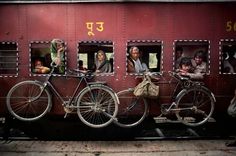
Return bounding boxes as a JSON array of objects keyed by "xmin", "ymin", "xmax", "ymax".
[
  {"xmin": 7, "ymin": 81, "xmax": 51, "ymax": 121},
  {"xmin": 176, "ymin": 88, "xmax": 214, "ymax": 126},
  {"xmin": 77, "ymin": 86, "xmax": 118, "ymax": 128}
]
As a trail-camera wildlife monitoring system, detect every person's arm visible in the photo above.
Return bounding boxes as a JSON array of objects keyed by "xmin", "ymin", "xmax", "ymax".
[
  {"xmin": 127, "ymin": 59, "xmax": 135, "ymax": 73},
  {"xmin": 187, "ymin": 72, "xmax": 204, "ymax": 80}
]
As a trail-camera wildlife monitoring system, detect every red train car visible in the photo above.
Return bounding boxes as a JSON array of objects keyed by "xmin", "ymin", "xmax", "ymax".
[{"xmin": 0, "ymin": 0, "xmax": 236, "ymax": 123}]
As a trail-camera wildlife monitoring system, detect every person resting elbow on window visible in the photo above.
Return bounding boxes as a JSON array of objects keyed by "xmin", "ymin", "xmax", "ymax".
[
  {"xmin": 177, "ymin": 57, "xmax": 204, "ymax": 80},
  {"xmin": 127, "ymin": 46, "xmax": 148, "ymax": 73},
  {"xmin": 33, "ymin": 60, "xmax": 50, "ymax": 74}
]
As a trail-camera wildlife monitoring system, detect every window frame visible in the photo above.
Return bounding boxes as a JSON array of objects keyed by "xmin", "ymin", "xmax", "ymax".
[
  {"xmin": 126, "ymin": 40, "xmax": 163, "ymax": 75},
  {"xmin": 77, "ymin": 40, "xmax": 114, "ymax": 76},
  {"xmin": 29, "ymin": 40, "xmax": 67, "ymax": 76},
  {"xmin": 173, "ymin": 39, "xmax": 211, "ymax": 75},
  {"xmin": 0, "ymin": 41, "xmax": 19, "ymax": 77},
  {"xmin": 219, "ymin": 39, "xmax": 236, "ymax": 75}
]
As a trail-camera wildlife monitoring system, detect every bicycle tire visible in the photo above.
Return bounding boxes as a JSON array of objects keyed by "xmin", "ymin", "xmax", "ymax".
[
  {"xmin": 114, "ymin": 88, "xmax": 148, "ymax": 128},
  {"xmin": 175, "ymin": 87, "xmax": 215, "ymax": 127},
  {"xmin": 77, "ymin": 85, "xmax": 118, "ymax": 128},
  {"xmin": 6, "ymin": 81, "xmax": 52, "ymax": 122}
]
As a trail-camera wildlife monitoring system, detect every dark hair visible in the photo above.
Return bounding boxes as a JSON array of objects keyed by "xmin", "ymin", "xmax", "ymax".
[
  {"xmin": 179, "ymin": 57, "xmax": 192, "ymax": 67},
  {"xmin": 194, "ymin": 50, "xmax": 205, "ymax": 59},
  {"xmin": 79, "ymin": 60, "xmax": 83, "ymax": 66},
  {"xmin": 175, "ymin": 46, "xmax": 183, "ymax": 52}
]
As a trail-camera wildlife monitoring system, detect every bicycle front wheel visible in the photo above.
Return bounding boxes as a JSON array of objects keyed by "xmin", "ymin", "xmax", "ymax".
[
  {"xmin": 175, "ymin": 87, "xmax": 215, "ymax": 127},
  {"xmin": 77, "ymin": 85, "xmax": 118, "ymax": 128},
  {"xmin": 6, "ymin": 81, "xmax": 52, "ymax": 122},
  {"xmin": 114, "ymin": 88, "xmax": 148, "ymax": 128}
]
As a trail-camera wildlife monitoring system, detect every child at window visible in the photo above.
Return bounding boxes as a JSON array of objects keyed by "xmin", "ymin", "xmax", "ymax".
[
  {"xmin": 177, "ymin": 57, "xmax": 204, "ymax": 80},
  {"xmin": 191, "ymin": 50, "xmax": 207, "ymax": 75},
  {"xmin": 33, "ymin": 60, "xmax": 50, "ymax": 74},
  {"xmin": 78, "ymin": 60, "xmax": 87, "ymax": 71}
]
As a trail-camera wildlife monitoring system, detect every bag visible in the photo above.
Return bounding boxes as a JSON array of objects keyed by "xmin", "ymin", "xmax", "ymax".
[
  {"xmin": 133, "ymin": 75, "xmax": 159, "ymax": 98},
  {"xmin": 227, "ymin": 90, "xmax": 236, "ymax": 117}
]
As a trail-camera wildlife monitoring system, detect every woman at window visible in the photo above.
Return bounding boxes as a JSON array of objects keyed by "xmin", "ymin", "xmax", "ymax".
[
  {"xmin": 50, "ymin": 39, "xmax": 65, "ymax": 73},
  {"xmin": 94, "ymin": 50, "xmax": 111, "ymax": 73},
  {"xmin": 127, "ymin": 46, "xmax": 148, "ymax": 73}
]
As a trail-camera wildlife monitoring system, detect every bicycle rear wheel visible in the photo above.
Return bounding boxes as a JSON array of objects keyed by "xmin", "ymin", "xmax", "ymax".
[
  {"xmin": 114, "ymin": 88, "xmax": 148, "ymax": 128},
  {"xmin": 6, "ymin": 81, "xmax": 52, "ymax": 122},
  {"xmin": 77, "ymin": 85, "xmax": 118, "ymax": 128},
  {"xmin": 175, "ymin": 87, "xmax": 215, "ymax": 127}
]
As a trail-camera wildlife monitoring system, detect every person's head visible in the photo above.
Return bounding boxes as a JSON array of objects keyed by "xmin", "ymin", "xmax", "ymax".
[
  {"xmin": 179, "ymin": 57, "xmax": 192, "ymax": 72},
  {"xmin": 79, "ymin": 60, "xmax": 83, "ymax": 66},
  {"xmin": 175, "ymin": 46, "xmax": 183, "ymax": 59},
  {"xmin": 194, "ymin": 50, "xmax": 205, "ymax": 65},
  {"xmin": 35, "ymin": 60, "xmax": 43, "ymax": 67},
  {"xmin": 96, "ymin": 50, "xmax": 106, "ymax": 62},
  {"xmin": 51, "ymin": 39, "xmax": 65, "ymax": 50},
  {"xmin": 129, "ymin": 46, "xmax": 140, "ymax": 61}
]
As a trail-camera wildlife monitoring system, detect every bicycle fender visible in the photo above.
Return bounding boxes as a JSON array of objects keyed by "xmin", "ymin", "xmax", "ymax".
[
  {"xmin": 92, "ymin": 85, "xmax": 120, "ymax": 105},
  {"xmin": 175, "ymin": 89, "xmax": 188, "ymax": 101},
  {"xmin": 199, "ymin": 86, "xmax": 216, "ymax": 102},
  {"xmin": 176, "ymin": 87, "xmax": 216, "ymax": 103},
  {"xmin": 34, "ymin": 80, "xmax": 53, "ymax": 111},
  {"xmin": 76, "ymin": 85, "xmax": 120, "ymax": 105}
]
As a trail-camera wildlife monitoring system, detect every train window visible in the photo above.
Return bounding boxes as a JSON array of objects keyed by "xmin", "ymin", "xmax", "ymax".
[
  {"xmin": 30, "ymin": 41, "xmax": 67, "ymax": 75},
  {"xmin": 127, "ymin": 40, "xmax": 162, "ymax": 74},
  {"xmin": 0, "ymin": 42, "xmax": 18, "ymax": 77},
  {"xmin": 174, "ymin": 40, "xmax": 210, "ymax": 74},
  {"xmin": 220, "ymin": 39, "xmax": 236, "ymax": 74},
  {"xmin": 78, "ymin": 41, "xmax": 114, "ymax": 74}
]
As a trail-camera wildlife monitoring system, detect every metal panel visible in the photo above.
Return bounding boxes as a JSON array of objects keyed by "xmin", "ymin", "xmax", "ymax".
[{"xmin": 1, "ymin": 0, "xmax": 236, "ymax": 3}]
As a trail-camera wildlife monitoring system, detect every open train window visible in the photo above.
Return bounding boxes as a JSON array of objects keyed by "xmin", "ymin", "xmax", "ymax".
[
  {"xmin": 30, "ymin": 41, "xmax": 67, "ymax": 75},
  {"xmin": 126, "ymin": 40, "xmax": 162, "ymax": 74},
  {"xmin": 174, "ymin": 40, "xmax": 210, "ymax": 74},
  {"xmin": 78, "ymin": 41, "xmax": 114, "ymax": 75},
  {"xmin": 220, "ymin": 39, "xmax": 236, "ymax": 74},
  {"xmin": 0, "ymin": 42, "xmax": 18, "ymax": 77}
]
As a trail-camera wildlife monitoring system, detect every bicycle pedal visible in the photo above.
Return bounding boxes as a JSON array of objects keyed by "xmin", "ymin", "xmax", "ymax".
[
  {"xmin": 161, "ymin": 104, "xmax": 171, "ymax": 114},
  {"xmin": 63, "ymin": 107, "xmax": 74, "ymax": 113}
]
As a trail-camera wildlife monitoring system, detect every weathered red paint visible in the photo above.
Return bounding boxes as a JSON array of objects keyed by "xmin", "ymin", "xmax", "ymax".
[{"xmin": 0, "ymin": 2, "xmax": 236, "ymax": 116}]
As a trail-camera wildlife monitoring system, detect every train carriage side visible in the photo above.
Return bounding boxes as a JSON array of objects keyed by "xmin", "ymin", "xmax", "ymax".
[{"xmin": 0, "ymin": 2, "xmax": 236, "ymax": 121}]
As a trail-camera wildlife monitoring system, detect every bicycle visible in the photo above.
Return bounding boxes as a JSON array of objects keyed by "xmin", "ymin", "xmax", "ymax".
[
  {"xmin": 6, "ymin": 64, "xmax": 119, "ymax": 128},
  {"xmin": 114, "ymin": 71, "xmax": 216, "ymax": 128}
]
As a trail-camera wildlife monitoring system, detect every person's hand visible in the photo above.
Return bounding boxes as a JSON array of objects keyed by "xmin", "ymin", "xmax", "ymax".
[
  {"xmin": 58, "ymin": 47, "xmax": 64, "ymax": 53},
  {"xmin": 179, "ymin": 70, "xmax": 189, "ymax": 76},
  {"xmin": 54, "ymin": 57, "xmax": 61, "ymax": 66}
]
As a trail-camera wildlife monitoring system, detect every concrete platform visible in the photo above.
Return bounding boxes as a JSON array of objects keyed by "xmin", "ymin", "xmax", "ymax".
[{"xmin": 1, "ymin": 140, "xmax": 236, "ymax": 156}]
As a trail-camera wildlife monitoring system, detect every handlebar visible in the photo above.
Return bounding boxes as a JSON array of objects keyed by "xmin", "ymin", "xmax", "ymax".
[
  {"xmin": 68, "ymin": 69, "xmax": 94, "ymax": 79},
  {"xmin": 168, "ymin": 71, "xmax": 190, "ymax": 81},
  {"xmin": 135, "ymin": 72, "xmax": 161, "ymax": 81}
]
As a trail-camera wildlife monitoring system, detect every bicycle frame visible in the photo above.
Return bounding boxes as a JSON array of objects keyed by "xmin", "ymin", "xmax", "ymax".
[
  {"xmin": 35, "ymin": 67, "xmax": 92, "ymax": 108},
  {"xmin": 143, "ymin": 71, "xmax": 216, "ymax": 113}
]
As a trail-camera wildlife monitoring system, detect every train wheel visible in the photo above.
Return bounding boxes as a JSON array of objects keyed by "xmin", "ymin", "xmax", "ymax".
[
  {"xmin": 77, "ymin": 85, "xmax": 118, "ymax": 128},
  {"xmin": 6, "ymin": 81, "xmax": 52, "ymax": 122},
  {"xmin": 114, "ymin": 88, "xmax": 148, "ymax": 128}
]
